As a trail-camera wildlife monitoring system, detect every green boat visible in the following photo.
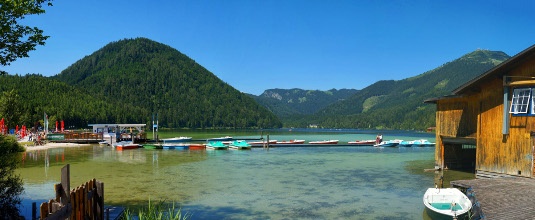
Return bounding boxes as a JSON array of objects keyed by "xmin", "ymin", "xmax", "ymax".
[
  {"xmin": 142, "ymin": 143, "xmax": 163, "ymax": 149},
  {"xmin": 229, "ymin": 140, "xmax": 251, "ymax": 150},
  {"xmin": 206, "ymin": 141, "xmax": 228, "ymax": 150}
]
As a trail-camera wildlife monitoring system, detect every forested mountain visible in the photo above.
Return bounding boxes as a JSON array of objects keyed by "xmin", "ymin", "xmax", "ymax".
[
  {"xmin": 249, "ymin": 88, "xmax": 358, "ymax": 118},
  {"xmin": 282, "ymin": 50, "xmax": 510, "ymax": 130},
  {"xmin": 0, "ymin": 74, "xmax": 148, "ymax": 128},
  {"xmin": 2, "ymin": 38, "xmax": 282, "ymax": 129}
]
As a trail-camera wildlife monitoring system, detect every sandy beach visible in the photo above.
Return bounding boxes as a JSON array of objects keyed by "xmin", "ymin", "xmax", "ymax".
[{"xmin": 21, "ymin": 142, "xmax": 93, "ymax": 151}]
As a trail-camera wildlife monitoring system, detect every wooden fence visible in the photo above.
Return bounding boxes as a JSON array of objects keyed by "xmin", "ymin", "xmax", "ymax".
[{"xmin": 39, "ymin": 164, "xmax": 105, "ymax": 220}]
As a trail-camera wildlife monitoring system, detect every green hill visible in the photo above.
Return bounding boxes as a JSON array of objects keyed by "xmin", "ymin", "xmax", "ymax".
[
  {"xmin": 283, "ymin": 50, "xmax": 510, "ymax": 129},
  {"xmin": 0, "ymin": 38, "xmax": 282, "ymax": 129},
  {"xmin": 249, "ymin": 88, "xmax": 358, "ymax": 118}
]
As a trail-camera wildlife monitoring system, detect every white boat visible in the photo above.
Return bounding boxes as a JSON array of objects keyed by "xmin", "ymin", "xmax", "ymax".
[
  {"xmin": 373, "ymin": 139, "xmax": 402, "ymax": 147},
  {"xmin": 423, "ymin": 188, "xmax": 472, "ymax": 219},
  {"xmin": 161, "ymin": 136, "xmax": 192, "ymax": 143}
]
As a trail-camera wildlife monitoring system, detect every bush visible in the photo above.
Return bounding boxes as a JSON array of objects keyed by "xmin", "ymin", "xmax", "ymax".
[{"xmin": 0, "ymin": 134, "xmax": 25, "ymax": 219}]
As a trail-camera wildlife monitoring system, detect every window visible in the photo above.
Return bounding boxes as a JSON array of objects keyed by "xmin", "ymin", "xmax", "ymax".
[{"xmin": 510, "ymin": 88, "xmax": 531, "ymax": 114}]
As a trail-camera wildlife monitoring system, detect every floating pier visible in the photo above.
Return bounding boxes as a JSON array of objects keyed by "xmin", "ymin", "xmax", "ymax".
[{"xmin": 451, "ymin": 175, "xmax": 535, "ymax": 219}]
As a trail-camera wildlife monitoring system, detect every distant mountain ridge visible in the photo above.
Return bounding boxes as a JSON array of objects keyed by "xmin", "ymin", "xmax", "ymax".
[
  {"xmin": 249, "ymin": 88, "xmax": 358, "ymax": 117},
  {"xmin": 275, "ymin": 50, "xmax": 511, "ymax": 129}
]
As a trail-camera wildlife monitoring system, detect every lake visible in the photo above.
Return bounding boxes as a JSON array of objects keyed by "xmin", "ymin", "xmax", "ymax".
[{"xmin": 16, "ymin": 129, "xmax": 474, "ymax": 219}]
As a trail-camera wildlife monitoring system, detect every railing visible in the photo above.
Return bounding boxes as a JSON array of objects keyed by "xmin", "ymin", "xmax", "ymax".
[{"xmin": 39, "ymin": 164, "xmax": 104, "ymax": 220}]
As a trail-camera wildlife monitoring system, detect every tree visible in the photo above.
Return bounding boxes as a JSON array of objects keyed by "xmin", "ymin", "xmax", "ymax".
[
  {"xmin": 0, "ymin": 0, "xmax": 53, "ymax": 75},
  {"xmin": 0, "ymin": 89, "xmax": 22, "ymax": 129},
  {"xmin": 0, "ymin": 134, "xmax": 25, "ymax": 219}
]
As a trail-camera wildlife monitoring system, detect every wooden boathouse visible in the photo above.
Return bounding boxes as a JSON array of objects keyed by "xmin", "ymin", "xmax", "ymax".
[{"xmin": 426, "ymin": 44, "xmax": 535, "ymax": 178}]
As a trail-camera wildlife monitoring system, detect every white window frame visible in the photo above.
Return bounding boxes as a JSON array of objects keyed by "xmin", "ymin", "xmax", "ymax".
[{"xmin": 510, "ymin": 88, "xmax": 531, "ymax": 114}]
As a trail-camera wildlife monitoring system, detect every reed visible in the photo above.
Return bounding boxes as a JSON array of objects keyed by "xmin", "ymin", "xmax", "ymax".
[{"xmin": 124, "ymin": 200, "xmax": 190, "ymax": 220}]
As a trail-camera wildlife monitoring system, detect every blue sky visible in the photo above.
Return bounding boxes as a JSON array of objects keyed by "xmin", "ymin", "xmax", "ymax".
[{"xmin": 4, "ymin": 0, "xmax": 535, "ymax": 95}]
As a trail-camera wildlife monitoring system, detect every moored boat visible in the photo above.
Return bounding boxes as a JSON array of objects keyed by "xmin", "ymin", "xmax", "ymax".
[
  {"xmin": 161, "ymin": 136, "xmax": 192, "ymax": 143},
  {"xmin": 142, "ymin": 143, "xmax": 163, "ymax": 149},
  {"xmin": 398, "ymin": 140, "xmax": 415, "ymax": 147},
  {"xmin": 248, "ymin": 139, "xmax": 277, "ymax": 145},
  {"xmin": 347, "ymin": 140, "xmax": 376, "ymax": 146},
  {"xmin": 412, "ymin": 139, "xmax": 435, "ymax": 147},
  {"xmin": 206, "ymin": 141, "xmax": 228, "ymax": 150},
  {"xmin": 208, "ymin": 136, "xmax": 233, "ymax": 141},
  {"xmin": 309, "ymin": 140, "xmax": 339, "ymax": 144},
  {"xmin": 114, "ymin": 141, "xmax": 141, "ymax": 150},
  {"xmin": 275, "ymin": 139, "xmax": 305, "ymax": 144},
  {"xmin": 423, "ymin": 187, "xmax": 472, "ymax": 219},
  {"xmin": 373, "ymin": 139, "xmax": 402, "ymax": 147},
  {"xmin": 162, "ymin": 143, "xmax": 189, "ymax": 150},
  {"xmin": 188, "ymin": 143, "xmax": 206, "ymax": 150},
  {"xmin": 229, "ymin": 140, "xmax": 252, "ymax": 150}
]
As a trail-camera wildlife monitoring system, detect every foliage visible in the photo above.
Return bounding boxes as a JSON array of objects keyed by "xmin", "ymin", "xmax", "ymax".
[
  {"xmin": 124, "ymin": 200, "xmax": 190, "ymax": 220},
  {"xmin": 0, "ymin": 0, "xmax": 52, "ymax": 73},
  {"xmin": 280, "ymin": 50, "xmax": 510, "ymax": 130},
  {"xmin": 0, "ymin": 134, "xmax": 25, "ymax": 219},
  {"xmin": 0, "ymin": 89, "xmax": 22, "ymax": 128}
]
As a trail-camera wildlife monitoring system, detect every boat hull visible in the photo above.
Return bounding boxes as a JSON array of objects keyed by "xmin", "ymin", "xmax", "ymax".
[
  {"xmin": 347, "ymin": 140, "xmax": 375, "ymax": 146},
  {"xmin": 423, "ymin": 188, "xmax": 471, "ymax": 219},
  {"xmin": 275, "ymin": 140, "xmax": 305, "ymax": 144},
  {"xmin": 188, "ymin": 144, "xmax": 206, "ymax": 150}
]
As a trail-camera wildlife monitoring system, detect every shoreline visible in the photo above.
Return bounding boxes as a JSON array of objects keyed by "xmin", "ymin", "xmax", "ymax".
[{"xmin": 21, "ymin": 142, "xmax": 93, "ymax": 151}]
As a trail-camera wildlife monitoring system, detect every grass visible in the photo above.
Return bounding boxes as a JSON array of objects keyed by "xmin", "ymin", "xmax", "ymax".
[{"xmin": 124, "ymin": 200, "xmax": 190, "ymax": 220}]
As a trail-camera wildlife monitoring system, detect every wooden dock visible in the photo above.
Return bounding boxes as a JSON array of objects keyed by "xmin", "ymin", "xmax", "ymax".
[{"xmin": 451, "ymin": 176, "xmax": 535, "ymax": 219}]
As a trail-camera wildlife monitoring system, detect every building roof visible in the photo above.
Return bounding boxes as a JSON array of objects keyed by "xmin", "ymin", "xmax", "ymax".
[{"xmin": 453, "ymin": 44, "xmax": 535, "ymax": 95}]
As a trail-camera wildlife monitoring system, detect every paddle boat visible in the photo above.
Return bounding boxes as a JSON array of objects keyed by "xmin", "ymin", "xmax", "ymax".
[
  {"xmin": 412, "ymin": 139, "xmax": 435, "ymax": 147},
  {"xmin": 398, "ymin": 140, "xmax": 415, "ymax": 147},
  {"xmin": 309, "ymin": 140, "xmax": 339, "ymax": 144},
  {"xmin": 161, "ymin": 143, "xmax": 189, "ymax": 150},
  {"xmin": 275, "ymin": 139, "xmax": 305, "ymax": 144},
  {"xmin": 113, "ymin": 141, "xmax": 141, "ymax": 150},
  {"xmin": 188, "ymin": 143, "xmax": 206, "ymax": 150},
  {"xmin": 142, "ymin": 143, "xmax": 163, "ymax": 149},
  {"xmin": 347, "ymin": 140, "xmax": 376, "ymax": 146},
  {"xmin": 373, "ymin": 139, "xmax": 402, "ymax": 147},
  {"xmin": 229, "ymin": 140, "xmax": 252, "ymax": 150},
  {"xmin": 423, "ymin": 187, "xmax": 472, "ymax": 219},
  {"xmin": 206, "ymin": 141, "xmax": 228, "ymax": 150}
]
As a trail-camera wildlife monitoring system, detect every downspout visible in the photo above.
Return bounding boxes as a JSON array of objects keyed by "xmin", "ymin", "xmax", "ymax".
[{"xmin": 503, "ymin": 76, "xmax": 510, "ymax": 135}]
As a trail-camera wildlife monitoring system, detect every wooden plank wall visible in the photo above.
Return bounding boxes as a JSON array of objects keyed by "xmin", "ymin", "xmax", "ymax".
[
  {"xmin": 40, "ymin": 165, "xmax": 105, "ymax": 220},
  {"xmin": 476, "ymin": 62, "xmax": 535, "ymax": 177}
]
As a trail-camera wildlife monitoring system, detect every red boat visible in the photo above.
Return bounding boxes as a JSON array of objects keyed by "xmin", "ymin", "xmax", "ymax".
[
  {"xmin": 347, "ymin": 140, "xmax": 376, "ymax": 146},
  {"xmin": 275, "ymin": 139, "xmax": 305, "ymax": 144},
  {"xmin": 309, "ymin": 140, "xmax": 339, "ymax": 144},
  {"xmin": 115, "ymin": 141, "xmax": 141, "ymax": 150},
  {"xmin": 188, "ymin": 143, "xmax": 206, "ymax": 150}
]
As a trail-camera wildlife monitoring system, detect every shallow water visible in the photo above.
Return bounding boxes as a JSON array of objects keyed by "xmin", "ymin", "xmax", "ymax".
[{"xmin": 16, "ymin": 129, "xmax": 474, "ymax": 219}]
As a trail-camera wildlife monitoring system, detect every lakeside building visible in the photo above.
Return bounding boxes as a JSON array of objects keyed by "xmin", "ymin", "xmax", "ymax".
[{"xmin": 426, "ymin": 44, "xmax": 535, "ymax": 178}]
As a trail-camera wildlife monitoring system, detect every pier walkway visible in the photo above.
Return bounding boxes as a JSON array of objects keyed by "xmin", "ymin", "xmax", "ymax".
[{"xmin": 451, "ymin": 176, "xmax": 535, "ymax": 219}]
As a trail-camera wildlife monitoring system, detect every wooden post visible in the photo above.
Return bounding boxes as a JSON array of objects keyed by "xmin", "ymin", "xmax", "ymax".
[
  {"xmin": 32, "ymin": 202, "xmax": 36, "ymax": 220},
  {"xmin": 267, "ymin": 135, "xmax": 270, "ymax": 149},
  {"xmin": 61, "ymin": 164, "xmax": 70, "ymax": 203}
]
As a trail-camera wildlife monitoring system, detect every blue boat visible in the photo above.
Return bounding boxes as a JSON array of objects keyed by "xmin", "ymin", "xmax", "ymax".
[
  {"xmin": 206, "ymin": 141, "xmax": 228, "ymax": 150},
  {"xmin": 374, "ymin": 139, "xmax": 402, "ymax": 147},
  {"xmin": 398, "ymin": 140, "xmax": 414, "ymax": 147},
  {"xmin": 411, "ymin": 139, "xmax": 435, "ymax": 147},
  {"xmin": 162, "ymin": 143, "xmax": 189, "ymax": 150}
]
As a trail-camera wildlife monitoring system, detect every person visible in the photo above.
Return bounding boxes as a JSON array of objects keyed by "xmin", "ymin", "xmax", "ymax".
[
  {"xmin": 375, "ymin": 134, "xmax": 381, "ymax": 145},
  {"xmin": 378, "ymin": 134, "xmax": 383, "ymax": 143}
]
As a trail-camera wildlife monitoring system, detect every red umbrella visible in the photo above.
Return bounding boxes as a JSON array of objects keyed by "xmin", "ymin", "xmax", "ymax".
[
  {"xmin": 16, "ymin": 125, "xmax": 19, "ymax": 134},
  {"xmin": 61, "ymin": 120, "xmax": 64, "ymax": 132},
  {"xmin": 56, "ymin": 121, "xmax": 58, "ymax": 132}
]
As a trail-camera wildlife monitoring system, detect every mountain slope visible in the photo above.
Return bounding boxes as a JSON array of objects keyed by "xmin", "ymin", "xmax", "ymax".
[
  {"xmin": 53, "ymin": 38, "xmax": 281, "ymax": 128},
  {"xmin": 286, "ymin": 50, "xmax": 510, "ymax": 129},
  {"xmin": 250, "ymin": 88, "xmax": 358, "ymax": 118}
]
